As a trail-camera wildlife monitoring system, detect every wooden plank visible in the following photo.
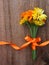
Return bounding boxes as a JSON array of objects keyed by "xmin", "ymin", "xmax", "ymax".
[
  {"xmin": 3, "ymin": 0, "xmax": 13, "ymax": 65},
  {"xmin": 0, "ymin": 0, "xmax": 49, "ymax": 65},
  {"xmin": 8, "ymin": 0, "xmax": 30, "ymax": 65},
  {"xmin": 0, "ymin": 0, "xmax": 7, "ymax": 65}
]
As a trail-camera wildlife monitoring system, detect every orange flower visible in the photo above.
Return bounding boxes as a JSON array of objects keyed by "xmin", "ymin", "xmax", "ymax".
[
  {"xmin": 21, "ymin": 10, "xmax": 33, "ymax": 18},
  {"xmin": 20, "ymin": 10, "xmax": 33, "ymax": 24}
]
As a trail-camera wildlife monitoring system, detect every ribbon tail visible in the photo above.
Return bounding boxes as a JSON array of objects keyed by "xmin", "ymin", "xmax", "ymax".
[
  {"xmin": 20, "ymin": 41, "xmax": 31, "ymax": 49},
  {"xmin": 10, "ymin": 44, "xmax": 20, "ymax": 50},
  {"xmin": 0, "ymin": 41, "xmax": 20, "ymax": 50},
  {"xmin": 39, "ymin": 41, "xmax": 49, "ymax": 46},
  {"xmin": 0, "ymin": 41, "xmax": 10, "ymax": 45}
]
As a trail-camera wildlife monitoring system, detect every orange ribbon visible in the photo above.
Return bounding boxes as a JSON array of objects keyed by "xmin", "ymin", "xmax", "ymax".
[
  {"xmin": 0, "ymin": 36, "xmax": 49, "ymax": 50},
  {"xmin": 20, "ymin": 36, "xmax": 41, "ymax": 50},
  {"xmin": 0, "ymin": 41, "xmax": 20, "ymax": 50},
  {"xmin": 20, "ymin": 36, "xmax": 49, "ymax": 50}
]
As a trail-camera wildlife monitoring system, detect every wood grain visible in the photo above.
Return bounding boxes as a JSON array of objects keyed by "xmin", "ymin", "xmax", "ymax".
[{"xmin": 0, "ymin": 0, "xmax": 49, "ymax": 65}]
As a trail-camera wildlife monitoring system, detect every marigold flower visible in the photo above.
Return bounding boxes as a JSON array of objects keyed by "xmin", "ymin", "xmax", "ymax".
[
  {"xmin": 20, "ymin": 7, "xmax": 47, "ymax": 26},
  {"xmin": 32, "ymin": 8, "xmax": 47, "ymax": 26},
  {"xmin": 20, "ymin": 10, "xmax": 33, "ymax": 24}
]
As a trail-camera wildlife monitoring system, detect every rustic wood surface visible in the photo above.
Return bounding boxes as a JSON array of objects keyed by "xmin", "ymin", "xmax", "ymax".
[{"xmin": 0, "ymin": 0, "xmax": 49, "ymax": 65}]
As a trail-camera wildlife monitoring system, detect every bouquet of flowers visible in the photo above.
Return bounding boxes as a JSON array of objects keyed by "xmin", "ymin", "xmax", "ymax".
[{"xmin": 20, "ymin": 7, "xmax": 47, "ymax": 60}]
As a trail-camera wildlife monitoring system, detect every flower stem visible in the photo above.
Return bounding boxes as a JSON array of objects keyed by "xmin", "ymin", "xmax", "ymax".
[
  {"xmin": 31, "ymin": 24, "xmax": 38, "ymax": 60},
  {"xmin": 25, "ymin": 22, "xmax": 38, "ymax": 60},
  {"xmin": 32, "ymin": 50, "xmax": 36, "ymax": 60},
  {"xmin": 30, "ymin": 24, "xmax": 38, "ymax": 38},
  {"xmin": 30, "ymin": 24, "xmax": 38, "ymax": 60}
]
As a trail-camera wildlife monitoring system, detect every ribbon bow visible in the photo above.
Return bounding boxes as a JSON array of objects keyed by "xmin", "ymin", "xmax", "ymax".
[
  {"xmin": 20, "ymin": 36, "xmax": 49, "ymax": 60},
  {"xmin": 20, "ymin": 36, "xmax": 49, "ymax": 50},
  {"xmin": 20, "ymin": 36, "xmax": 41, "ymax": 50}
]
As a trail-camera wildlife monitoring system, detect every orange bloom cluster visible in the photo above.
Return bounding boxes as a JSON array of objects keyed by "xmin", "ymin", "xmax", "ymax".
[{"xmin": 21, "ymin": 10, "xmax": 33, "ymax": 21}]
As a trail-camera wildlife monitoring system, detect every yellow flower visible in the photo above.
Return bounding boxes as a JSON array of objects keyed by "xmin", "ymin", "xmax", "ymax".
[
  {"xmin": 33, "ymin": 20, "xmax": 45, "ymax": 26},
  {"xmin": 33, "ymin": 8, "xmax": 44, "ymax": 14},
  {"xmin": 38, "ymin": 14, "xmax": 47, "ymax": 21},
  {"xmin": 32, "ymin": 7, "xmax": 47, "ymax": 26},
  {"xmin": 20, "ymin": 16, "xmax": 28, "ymax": 24}
]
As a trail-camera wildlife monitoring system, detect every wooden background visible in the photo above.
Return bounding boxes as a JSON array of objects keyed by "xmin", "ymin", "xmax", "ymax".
[{"xmin": 0, "ymin": 0, "xmax": 49, "ymax": 65}]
